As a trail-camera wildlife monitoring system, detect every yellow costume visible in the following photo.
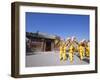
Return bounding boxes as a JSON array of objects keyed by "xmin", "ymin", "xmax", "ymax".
[
  {"xmin": 60, "ymin": 44, "xmax": 63, "ymax": 61},
  {"xmin": 63, "ymin": 44, "xmax": 67, "ymax": 61},
  {"xmin": 59, "ymin": 43, "xmax": 67, "ymax": 61},
  {"xmin": 69, "ymin": 45, "xmax": 74, "ymax": 63},
  {"xmin": 85, "ymin": 45, "xmax": 90, "ymax": 57},
  {"xmin": 78, "ymin": 45, "xmax": 84, "ymax": 60}
]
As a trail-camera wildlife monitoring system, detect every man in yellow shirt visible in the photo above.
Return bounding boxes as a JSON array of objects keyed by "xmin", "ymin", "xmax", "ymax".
[
  {"xmin": 78, "ymin": 42, "xmax": 85, "ymax": 61},
  {"xmin": 63, "ymin": 43, "xmax": 67, "ymax": 61},
  {"xmin": 59, "ymin": 41, "xmax": 67, "ymax": 61},
  {"xmin": 85, "ymin": 44, "xmax": 90, "ymax": 57},
  {"xmin": 69, "ymin": 44, "xmax": 74, "ymax": 63},
  {"xmin": 59, "ymin": 43, "xmax": 63, "ymax": 61}
]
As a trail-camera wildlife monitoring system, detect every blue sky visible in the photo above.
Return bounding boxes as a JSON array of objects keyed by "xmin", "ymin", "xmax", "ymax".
[{"xmin": 26, "ymin": 12, "xmax": 89, "ymax": 41}]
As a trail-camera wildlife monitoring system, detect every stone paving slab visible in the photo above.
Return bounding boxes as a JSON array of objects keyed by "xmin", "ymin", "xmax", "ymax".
[{"xmin": 26, "ymin": 51, "xmax": 89, "ymax": 67}]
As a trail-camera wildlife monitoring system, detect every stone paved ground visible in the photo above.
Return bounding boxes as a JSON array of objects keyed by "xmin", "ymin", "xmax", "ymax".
[{"xmin": 26, "ymin": 51, "xmax": 89, "ymax": 67}]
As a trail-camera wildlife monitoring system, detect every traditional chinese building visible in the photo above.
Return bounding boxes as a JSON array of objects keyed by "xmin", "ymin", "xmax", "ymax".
[{"xmin": 26, "ymin": 32, "xmax": 60, "ymax": 52}]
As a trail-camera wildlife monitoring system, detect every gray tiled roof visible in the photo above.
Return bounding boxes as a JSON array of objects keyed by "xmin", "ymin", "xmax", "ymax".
[{"xmin": 26, "ymin": 32, "xmax": 56, "ymax": 39}]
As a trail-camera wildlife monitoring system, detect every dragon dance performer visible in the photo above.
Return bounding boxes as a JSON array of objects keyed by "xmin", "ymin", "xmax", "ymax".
[
  {"xmin": 59, "ymin": 43, "xmax": 63, "ymax": 61},
  {"xmin": 78, "ymin": 42, "xmax": 85, "ymax": 61},
  {"xmin": 85, "ymin": 44, "xmax": 90, "ymax": 57},
  {"xmin": 59, "ymin": 42, "xmax": 67, "ymax": 61},
  {"xmin": 69, "ymin": 44, "xmax": 75, "ymax": 63},
  {"xmin": 63, "ymin": 43, "xmax": 67, "ymax": 61}
]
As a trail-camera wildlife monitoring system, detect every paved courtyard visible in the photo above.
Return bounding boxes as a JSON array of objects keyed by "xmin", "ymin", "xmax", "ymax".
[{"xmin": 26, "ymin": 51, "xmax": 89, "ymax": 67}]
